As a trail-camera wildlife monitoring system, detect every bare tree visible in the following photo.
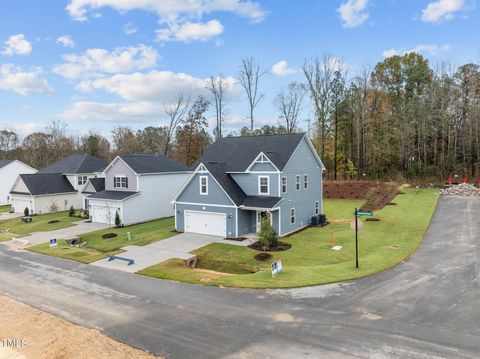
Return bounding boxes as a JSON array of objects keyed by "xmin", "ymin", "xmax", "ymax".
[
  {"xmin": 206, "ymin": 74, "xmax": 229, "ymax": 139},
  {"xmin": 164, "ymin": 93, "xmax": 190, "ymax": 156},
  {"xmin": 238, "ymin": 57, "xmax": 267, "ymax": 131},
  {"xmin": 274, "ymin": 82, "xmax": 306, "ymax": 133}
]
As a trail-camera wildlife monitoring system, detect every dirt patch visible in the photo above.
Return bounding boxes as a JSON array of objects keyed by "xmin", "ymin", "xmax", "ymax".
[
  {"xmin": 387, "ymin": 245, "xmax": 399, "ymax": 250},
  {"xmin": 102, "ymin": 232, "xmax": 118, "ymax": 239},
  {"xmin": 0, "ymin": 295, "xmax": 161, "ymax": 359},
  {"xmin": 248, "ymin": 241, "xmax": 292, "ymax": 252},
  {"xmin": 273, "ymin": 313, "xmax": 295, "ymax": 322},
  {"xmin": 386, "ymin": 202, "xmax": 397, "ymax": 206},
  {"xmin": 47, "ymin": 220, "xmax": 60, "ymax": 224},
  {"xmin": 365, "ymin": 218, "xmax": 380, "ymax": 222},
  {"xmin": 254, "ymin": 252, "xmax": 272, "ymax": 262}
]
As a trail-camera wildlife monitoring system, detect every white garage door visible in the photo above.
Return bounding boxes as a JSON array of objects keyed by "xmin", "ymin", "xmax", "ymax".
[
  {"xmin": 185, "ymin": 211, "xmax": 226, "ymax": 237},
  {"xmin": 91, "ymin": 205, "xmax": 119, "ymax": 225},
  {"xmin": 13, "ymin": 199, "xmax": 32, "ymax": 214}
]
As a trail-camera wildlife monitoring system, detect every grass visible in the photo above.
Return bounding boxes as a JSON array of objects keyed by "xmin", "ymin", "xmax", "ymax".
[
  {"xmin": 0, "ymin": 205, "xmax": 11, "ymax": 213},
  {"xmin": 138, "ymin": 188, "xmax": 439, "ymax": 288},
  {"xmin": 0, "ymin": 211, "xmax": 83, "ymax": 242},
  {"xmin": 29, "ymin": 217, "xmax": 176, "ymax": 263}
]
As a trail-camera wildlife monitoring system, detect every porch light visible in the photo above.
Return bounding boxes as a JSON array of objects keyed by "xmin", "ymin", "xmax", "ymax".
[{"xmin": 228, "ymin": 214, "xmax": 233, "ymax": 219}]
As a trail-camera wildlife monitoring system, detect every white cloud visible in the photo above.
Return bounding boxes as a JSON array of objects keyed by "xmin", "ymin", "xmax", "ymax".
[
  {"xmin": 382, "ymin": 44, "xmax": 452, "ymax": 57},
  {"xmin": 53, "ymin": 44, "xmax": 158, "ymax": 79},
  {"xmin": 271, "ymin": 60, "xmax": 298, "ymax": 77},
  {"xmin": 2, "ymin": 34, "xmax": 32, "ymax": 56},
  {"xmin": 124, "ymin": 22, "xmax": 138, "ymax": 35},
  {"xmin": 0, "ymin": 64, "xmax": 53, "ymax": 95},
  {"xmin": 421, "ymin": 0, "xmax": 470, "ymax": 23},
  {"xmin": 156, "ymin": 20, "xmax": 224, "ymax": 42},
  {"xmin": 338, "ymin": 0, "xmax": 369, "ymax": 28},
  {"xmin": 56, "ymin": 35, "xmax": 75, "ymax": 48},
  {"xmin": 327, "ymin": 57, "xmax": 349, "ymax": 72}
]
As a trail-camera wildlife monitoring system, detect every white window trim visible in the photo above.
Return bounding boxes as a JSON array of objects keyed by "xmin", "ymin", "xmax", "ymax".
[
  {"xmin": 315, "ymin": 201, "xmax": 319, "ymax": 215},
  {"xmin": 114, "ymin": 175, "xmax": 128, "ymax": 188},
  {"xmin": 290, "ymin": 208, "xmax": 296, "ymax": 224},
  {"xmin": 304, "ymin": 174, "xmax": 309, "ymax": 189},
  {"xmin": 199, "ymin": 176, "xmax": 208, "ymax": 195},
  {"xmin": 281, "ymin": 176, "xmax": 287, "ymax": 194},
  {"xmin": 258, "ymin": 176, "xmax": 270, "ymax": 195},
  {"xmin": 77, "ymin": 175, "xmax": 87, "ymax": 186},
  {"xmin": 295, "ymin": 175, "xmax": 300, "ymax": 191}
]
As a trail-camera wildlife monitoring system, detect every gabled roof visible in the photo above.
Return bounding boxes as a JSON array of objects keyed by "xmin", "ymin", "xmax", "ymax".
[
  {"xmin": 112, "ymin": 154, "xmax": 190, "ymax": 174},
  {"xmin": 39, "ymin": 153, "xmax": 107, "ymax": 174},
  {"xmin": 82, "ymin": 177, "xmax": 105, "ymax": 194},
  {"xmin": 240, "ymin": 196, "xmax": 282, "ymax": 209},
  {"xmin": 203, "ymin": 162, "xmax": 246, "ymax": 206},
  {"xmin": 14, "ymin": 173, "xmax": 76, "ymax": 196},
  {"xmin": 88, "ymin": 190, "xmax": 138, "ymax": 201},
  {"xmin": 0, "ymin": 159, "xmax": 14, "ymax": 169},
  {"xmin": 195, "ymin": 133, "xmax": 306, "ymax": 172}
]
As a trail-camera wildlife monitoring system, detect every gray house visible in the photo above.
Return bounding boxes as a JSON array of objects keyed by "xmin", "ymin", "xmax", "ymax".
[
  {"xmin": 86, "ymin": 154, "xmax": 191, "ymax": 226},
  {"xmin": 172, "ymin": 133, "xmax": 325, "ymax": 238},
  {"xmin": 9, "ymin": 153, "xmax": 107, "ymax": 214}
]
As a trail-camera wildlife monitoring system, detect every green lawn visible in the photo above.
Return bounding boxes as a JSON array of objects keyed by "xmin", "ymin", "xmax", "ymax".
[
  {"xmin": 139, "ymin": 188, "xmax": 439, "ymax": 288},
  {"xmin": 29, "ymin": 217, "xmax": 177, "ymax": 263},
  {"xmin": 0, "ymin": 211, "xmax": 83, "ymax": 242},
  {"xmin": 0, "ymin": 205, "xmax": 11, "ymax": 213}
]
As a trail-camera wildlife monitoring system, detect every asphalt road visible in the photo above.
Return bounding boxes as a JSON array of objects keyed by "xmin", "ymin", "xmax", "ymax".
[{"xmin": 0, "ymin": 196, "xmax": 479, "ymax": 358}]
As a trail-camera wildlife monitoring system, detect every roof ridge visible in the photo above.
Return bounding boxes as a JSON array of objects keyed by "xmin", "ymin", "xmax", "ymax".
[{"xmin": 73, "ymin": 153, "xmax": 88, "ymax": 173}]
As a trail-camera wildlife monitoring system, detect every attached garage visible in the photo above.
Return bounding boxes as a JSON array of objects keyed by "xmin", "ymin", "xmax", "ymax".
[
  {"xmin": 91, "ymin": 204, "xmax": 121, "ymax": 225},
  {"xmin": 185, "ymin": 210, "xmax": 226, "ymax": 237},
  {"xmin": 13, "ymin": 198, "xmax": 32, "ymax": 214}
]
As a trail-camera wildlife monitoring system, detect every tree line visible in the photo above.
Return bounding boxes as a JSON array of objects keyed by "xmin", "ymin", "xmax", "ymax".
[{"xmin": 0, "ymin": 53, "xmax": 478, "ymax": 180}]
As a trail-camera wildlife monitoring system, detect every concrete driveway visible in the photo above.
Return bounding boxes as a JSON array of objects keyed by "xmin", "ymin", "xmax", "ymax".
[
  {"xmin": 11, "ymin": 220, "xmax": 109, "ymax": 247},
  {"xmin": 0, "ymin": 196, "xmax": 479, "ymax": 358},
  {"xmin": 0, "ymin": 212, "xmax": 22, "ymax": 220},
  {"xmin": 91, "ymin": 232, "xmax": 251, "ymax": 273}
]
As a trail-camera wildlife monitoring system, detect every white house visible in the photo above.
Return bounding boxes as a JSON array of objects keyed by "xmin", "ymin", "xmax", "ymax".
[
  {"xmin": 0, "ymin": 160, "xmax": 37, "ymax": 205},
  {"xmin": 86, "ymin": 154, "xmax": 191, "ymax": 226}
]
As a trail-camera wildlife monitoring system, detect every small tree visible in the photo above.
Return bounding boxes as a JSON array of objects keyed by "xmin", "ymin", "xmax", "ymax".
[
  {"xmin": 24, "ymin": 206, "xmax": 29, "ymax": 217},
  {"xmin": 114, "ymin": 211, "xmax": 121, "ymax": 227},
  {"xmin": 69, "ymin": 205, "xmax": 75, "ymax": 217},
  {"xmin": 258, "ymin": 218, "xmax": 278, "ymax": 251}
]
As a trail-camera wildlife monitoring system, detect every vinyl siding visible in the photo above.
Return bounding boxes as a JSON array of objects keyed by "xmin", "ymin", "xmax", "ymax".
[
  {"xmin": 230, "ymin": 173, "xmax": 280, "ymax": 197},
  {"xmin": 249, "ymin": 162, "xmax": 277, "ymax": 172},
  {"xmin": 176, "ymin": 172, "xmax": 234, "ymax": 206},
  {"xmin": 0, "ymin": 161, "xmax": 36, "ymax": 204},
  {"xmin": 237, "ymin": 209, "xmax": 254, "ymax": 236},
  {"xmin": 104, "ymin": 158, "xmax": 138, "ymax": 192},
  {"xmin": 279, "ymin": 137, "xmax": 323, "ymax": 236},
  {"xmin": 32, "ymin": 193, "xmax": 82, "ymax": 214}
]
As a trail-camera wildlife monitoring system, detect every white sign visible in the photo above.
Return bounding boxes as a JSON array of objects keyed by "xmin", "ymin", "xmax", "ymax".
[
  {"xmin": 350, "ymin": 218, "xmax": 364, "ymax": 232},
  {"xmin": 271, "ymin": 260, "xmax": 283, "ymax": 277},
  {"xmin": 49, "ymin": 238, "xmax": 57, "ymax": 248}
]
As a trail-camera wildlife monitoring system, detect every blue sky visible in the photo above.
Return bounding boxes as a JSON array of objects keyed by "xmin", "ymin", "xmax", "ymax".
[{"xmin": 0, "ymin": 0, "xmax": 479, "ymax": 139}]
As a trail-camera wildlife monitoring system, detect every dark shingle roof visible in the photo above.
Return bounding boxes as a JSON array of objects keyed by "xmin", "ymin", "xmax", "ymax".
[
  {"xmin": 197, "ymin": 133, "xmax": 305, "ymax": 172},
  {"xmin": 88, "ymin": 190, "xmax": 138, "ymax": 201},
  {"xmin": 15, "ymin": 173, "xmax": 76, "ymax": 196},
  {"xmin": 39, "ymin": 153, "xmax": 107, "ymax": 174},
  {"xmin": 240, "ymin": 196, "xmax": 282, "ymax": 209},
  {"xmin": 120, "ymin": 154, "xmax": 189, "ymax": 174},
  {"xmin": 82, "ymin": 177, "xmax": 105, "ymax": 194},
  {"xmin": 0, "ymin": 160, "xmax": 14, "ymax": 169},
  {"xmin": 203, "ymin": 162, "xmax": 246, "ymax": 206}
]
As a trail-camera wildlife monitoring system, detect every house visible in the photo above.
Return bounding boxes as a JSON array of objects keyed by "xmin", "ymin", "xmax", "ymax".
[
  {"xmin": 86, "ymin": 154, "xmax": 191, "ymax": 226},
  {"xmin": 0, "ymin": 160, "xmax": 37, "ymax": 205},
  {"xmin": 80, "ymin": 177, "xmax": 105, "ymax": 210},
  {"xmin": 9, "ymin": 153, "xmax": 107, "ymax": 214},
  {"xmin": 172, "ymin": 133, "xmax": 325, "ymax": 238}
]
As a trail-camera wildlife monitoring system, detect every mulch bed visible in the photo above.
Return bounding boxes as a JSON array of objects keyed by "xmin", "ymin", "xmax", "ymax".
[
  {"xmin": 224, "ymin": 237, "xmax": 247, "ymax": 242},
  {"xmin": 102, "ymin": 233, "xmax": 118, "ymax": 239},
  {"xmin": 248, "ymin": 241, "xmax": 292, "ymax": 252},
  {"xmin": 365, "ymin": 218, "xmax": 380, "ymax": 222},
  {"xmin": 47, "ymin": 220, "xmax": 60, "ymax": 224},
  {"xmin": 254, "ymin": 252, "xmax": 272, "ymax": 261}
]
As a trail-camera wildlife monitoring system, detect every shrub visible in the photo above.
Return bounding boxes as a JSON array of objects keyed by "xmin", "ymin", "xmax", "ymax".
[
  {"xmin": 69, "ymin": 205, "xmax": 75, "ymax": 217},
  {"xmin": 114, "ymin": 211, "xmax": 121, "ymax": 227},
  {"xmin": 24, "ymin": 207, "xmax": 29, "ymax": 217},
  {"xmin": 257, "ymin": 218, "xmax": 278, "ymax": 251},
  {"xmin": 49, "ymin": 201, "xmax": 59, "ymax": 213}
]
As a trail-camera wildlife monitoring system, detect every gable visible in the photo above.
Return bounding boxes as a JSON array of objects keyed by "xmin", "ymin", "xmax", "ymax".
[
  {"xmin": 82, "ymin": 180, "xmax": 97, "ymax": 194},
  {"xmin": 10, "ymin": 177, "xmax": 30, "ymax": 194},
  {"xmin": 176, "ymin": 172, "xmax": 234, "ymax": 206},
  {"xmin": 104, "ymin": 157, "xmax": 138, "ymax": 192}
]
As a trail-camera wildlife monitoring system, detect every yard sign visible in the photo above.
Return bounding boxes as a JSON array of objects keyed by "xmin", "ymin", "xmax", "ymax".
[
  {"xmin": 271, "ymin": 260, "xmax": 283, "ymax": 277},
  {"xmin": 49, "ymin": 238, "xmax": 57, "ymax": 248}
]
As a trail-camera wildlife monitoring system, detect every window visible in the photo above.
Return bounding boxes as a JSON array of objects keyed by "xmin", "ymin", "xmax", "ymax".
[
  {"xmin": 281, "ymin": 177, "xmax": 287, "ymax": 194},
  {"xmin": 304, "ymin": 174, "xmax": 308, "ymax": 189},
  {"xmin": 259, "ymin": 176, "xmax": 269, "ymax": 195},
  {"xmin": 114, "ymin": 176, "xmax": 128, "ymax": 188},
  {"xmin": 290, "ymin": 208, "xmax": 296, "ymax": 224},
  {"xmin": 296, "ymin": 175, "xmax": 300, "ymax": 191},
  {"xmin": 77, "ymin": 176, "xmax": 87, "ymax": 186},
  {"xmin": 200, "ymin": 176, "xmax": 208, "ymax": 195},
  {"xmin": 315, "ymin": 201, "xmax": 319, "ymax": 215}
]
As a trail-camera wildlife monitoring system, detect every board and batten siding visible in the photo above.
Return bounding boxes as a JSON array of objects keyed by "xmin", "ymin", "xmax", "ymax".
[
  {"xmin": 122, "ymin": 173, "xmax": 190, "ymax": 225},
  {"xmin": 176, "ymin": 172, "xmax": 234, "ymax": 206},
  {"xmin": 279, "ymin": 137, "xmax": 323, "ymax": 236},
  {"xmin": 105, "ymin": 159, "xmax": 138, "ymax": 192},
  {"xmin": 0, "ymin": 161, "xmax": 36, "ymax": 204},
  {"xmin": 230, "ymin": 173, "xmax": 280, "ymax": 197}
]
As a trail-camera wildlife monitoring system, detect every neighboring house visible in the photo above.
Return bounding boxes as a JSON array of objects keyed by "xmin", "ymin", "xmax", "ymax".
[
  {"xmin": 172, "ymin": 133, "xmax": 325, "ymax": 238},
  {"xmin": 0, "ymin": 160, "xmax": 37, "ymax": 205},
  {"xmin": 87, "ymin": 154, "xmax": 191, "ymax": 226},
  {"xmin": 9, "ymin": 153, "xmax": 107, "ymax": 214}
]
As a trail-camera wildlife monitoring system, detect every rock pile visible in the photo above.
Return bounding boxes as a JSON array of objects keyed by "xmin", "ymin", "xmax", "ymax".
[{"xmin": 441, "ymin": 183, "xmax": 480, "ymax": 197}]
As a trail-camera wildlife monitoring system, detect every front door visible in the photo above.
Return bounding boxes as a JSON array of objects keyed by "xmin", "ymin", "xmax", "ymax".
[{"xmin": 256, "ymin": 211, "xmax": 271, "ymax": 232}]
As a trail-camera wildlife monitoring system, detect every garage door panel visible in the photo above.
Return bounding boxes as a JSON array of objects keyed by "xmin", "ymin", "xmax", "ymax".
[
  {"xmin": 14, "ymin": 199, "xmax": 32, "ymax": 214},
  {"xmin": 185, "ymin": 211, "xmax": 226, "ymax": 237},
  {"xmin": 91, "ymin": 205, "xmax": 118, "ymax": 225}
]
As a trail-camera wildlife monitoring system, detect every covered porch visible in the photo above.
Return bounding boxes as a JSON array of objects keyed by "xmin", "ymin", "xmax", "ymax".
[{"xmin": 237, "ymin": 195, "xmax": 282, "ymax": 238}]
